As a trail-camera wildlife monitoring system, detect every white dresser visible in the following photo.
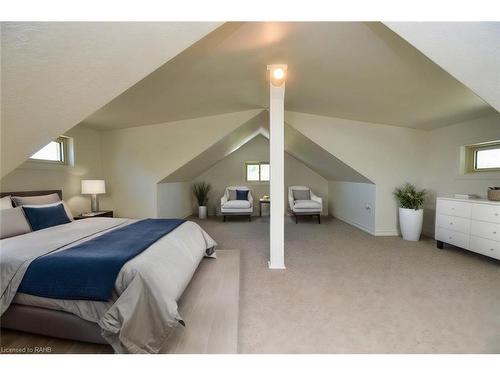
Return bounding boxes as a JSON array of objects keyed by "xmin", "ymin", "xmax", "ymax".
[{"xmin": 435, "ymin": 197, "xmax": 500, "ymax": 261}]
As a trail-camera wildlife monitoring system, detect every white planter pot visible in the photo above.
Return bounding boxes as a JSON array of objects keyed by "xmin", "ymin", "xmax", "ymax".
[
  {"xmin": 198, "ymin": 206, "xmax": 207, "ymax": 219},
  {"xmin": 399, "ymin": 207, "xmax": 423, "ymax": 241}
]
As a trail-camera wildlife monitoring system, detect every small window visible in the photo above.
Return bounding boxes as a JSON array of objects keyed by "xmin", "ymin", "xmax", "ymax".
[
  {"xmin": 30, "ymin": 137, "xmax": 68, "ymax": 164},
  {"xmin": 476, "ymin": 147, "xmax": 500, "ymax": 170},
  {"xmin": 465, "ymin": 141, "xmax": 500, "ymax": 172},
  {"xmin": 260, "ymin": 163, "xmax": 270, "ymax": 181},
  {"xmin": 245, "ymin": 162, "xmax": 270, "ymax": 182}
]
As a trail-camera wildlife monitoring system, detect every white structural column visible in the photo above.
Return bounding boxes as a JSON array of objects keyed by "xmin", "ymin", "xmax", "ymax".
[{"xmin": 267, "ymin": 64, "xmax": 287, "ymax": 269}]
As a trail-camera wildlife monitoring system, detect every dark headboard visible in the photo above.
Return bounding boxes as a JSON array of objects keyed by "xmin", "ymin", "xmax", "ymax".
[{"xmin": 0, "ymin": 190, "xmax": 62, "ymax": 200}]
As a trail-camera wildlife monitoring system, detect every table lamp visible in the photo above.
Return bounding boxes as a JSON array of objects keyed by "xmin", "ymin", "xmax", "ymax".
[{"xmin": 81, "ymin": 180, "xmax": 106, "ymax": 212}]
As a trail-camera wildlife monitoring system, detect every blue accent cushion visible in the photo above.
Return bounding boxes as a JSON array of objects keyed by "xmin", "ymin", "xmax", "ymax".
[
  {"xmin": 236, "ymin": 190, "xmax": 249, "ymax": 201},
  {"xmin": 22, "ymin": 203, "xmax": 71, "ymax": 231}
]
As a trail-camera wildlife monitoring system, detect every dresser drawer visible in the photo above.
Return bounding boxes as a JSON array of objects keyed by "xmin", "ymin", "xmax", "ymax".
[
  {"xmin": 470, "ymin": 236, "xmax": 500, "ymax": 260},
  {"xmin": 471, "ymin": 203, "xmax": 500, "ymax": 223},
  {"xmin": 436, "ymin": 228, "xmax": 469, "ymax": 249},
  {"xmin": 436, "ymin": 199, "xmax": 471, "ymax": 218},
  {"xmin": 436, "ymin": 214, "xmax": 470, "ymax": 234},
  {"xmin": 471, "ymin": 220, "xmax": 500, "ymax": 241}
]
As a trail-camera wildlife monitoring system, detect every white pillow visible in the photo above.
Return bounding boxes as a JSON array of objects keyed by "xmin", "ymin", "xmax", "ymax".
[
  {"xmin": 11, "ymin": 193, "xmax": 61, "ymax": 207},
  {"xmin": 1, "ymin": 196, "xmax": 13, "ymax": 210},
  {"xmin": 0, "ymin": 207, "xmax": 32, "ymax": 239},
  {"xmin": 21, "ymin": 201, "xmax": 74, "ymax": 221}
]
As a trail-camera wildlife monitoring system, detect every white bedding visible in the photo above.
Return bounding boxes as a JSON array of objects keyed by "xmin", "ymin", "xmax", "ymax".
[{"xmin": 0, "ymin": 217, "xmax": 217, "ymax": 353}]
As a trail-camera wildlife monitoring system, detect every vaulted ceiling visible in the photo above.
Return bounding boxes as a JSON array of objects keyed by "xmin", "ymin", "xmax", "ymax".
[
  {"xmin": 2, "ymin": 22, "xmax": 498, "ymax": 179},
  {"xmin": 83, "ymin": 22, "xmax": 495, "ymax": 131},
  {"xmin": 160, "ymin": 110, "xmax": 372, "ymax": 184},
  {"xmin": 161, "ymin": 111, "xmax": 270, "ymax": 183}
]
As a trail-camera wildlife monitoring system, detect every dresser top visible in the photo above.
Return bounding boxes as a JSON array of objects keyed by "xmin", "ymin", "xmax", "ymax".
[{"xmin": 437, "ymin": 196, "xmax": 500, "ymax": 205}]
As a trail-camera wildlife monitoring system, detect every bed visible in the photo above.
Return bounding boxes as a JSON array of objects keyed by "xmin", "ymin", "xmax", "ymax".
[{"xmin": 0, "ymin": 190, "xmax": 217, "ymax": 353}]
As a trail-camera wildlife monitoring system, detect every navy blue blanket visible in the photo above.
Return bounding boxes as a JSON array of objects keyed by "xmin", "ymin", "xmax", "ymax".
[{"xmin": 18, "ymin": 218, "xmax": 185, "ymax": 301}]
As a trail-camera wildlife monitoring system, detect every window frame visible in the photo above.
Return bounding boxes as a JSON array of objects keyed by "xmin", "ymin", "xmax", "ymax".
[
  {"xmin": 465, "ymin": 141, "xmax": 500, "ymax": 173},
  {"xmin": 29, "ymin": 137, "xmax": 69, "ymax": 165},
  {"xmin": 245, "ymin": 161, "xmax": 270, "ymax": 182}
]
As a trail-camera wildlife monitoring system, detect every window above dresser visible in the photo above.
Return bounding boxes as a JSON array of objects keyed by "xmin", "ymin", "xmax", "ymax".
[{"xmin": 463, "ymin": 140, "xmax": 500, "ymax": 173}]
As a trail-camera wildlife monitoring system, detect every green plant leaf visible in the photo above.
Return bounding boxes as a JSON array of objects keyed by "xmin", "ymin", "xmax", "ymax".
[
  {"xmin": 394, "ymin": 183, "xmax": 426, "ymax": 210},
  {"xmin": 193, "ymin": 181, "xmax": 211, "ymax": 206}
]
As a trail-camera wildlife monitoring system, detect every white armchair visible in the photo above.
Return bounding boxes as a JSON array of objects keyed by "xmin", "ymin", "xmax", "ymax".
[
  {"xmin": 288, "ymin": 186, "xmax": 322, "ymax": 224},
  {"xmin": 221, "ymin": 186, "xmax": 254, "ymax": 222}
]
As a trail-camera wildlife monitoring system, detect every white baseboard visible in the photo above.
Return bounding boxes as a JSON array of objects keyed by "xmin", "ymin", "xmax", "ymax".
[
  {"xmin": 332, "ymin": 214, "xmax": 376, "ymax": 236},
  {"xmin": 332, "ymin": 214, "xmax": 399, "ymax": 237},
  {"xmin": 374, "ymin": 229, "xmax": 399, "ymax": 236}
]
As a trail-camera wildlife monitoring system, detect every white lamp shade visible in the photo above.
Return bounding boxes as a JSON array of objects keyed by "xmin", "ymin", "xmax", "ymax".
[{"xmin": 81, "ymin": 180, "xmax": 106, "ymax": 194}]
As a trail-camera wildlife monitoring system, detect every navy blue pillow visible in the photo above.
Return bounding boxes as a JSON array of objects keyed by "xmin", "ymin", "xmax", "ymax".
[
  {"xmin": 236, "ymin": 190, "xmax": 249, "ymax": 201},
  {"xmin": 22, "ymin": 203, "xmax": 71, "ymax": 231}
]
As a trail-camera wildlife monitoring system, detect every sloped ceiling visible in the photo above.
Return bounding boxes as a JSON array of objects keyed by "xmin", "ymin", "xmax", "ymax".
[
  {"xmin": 385, "ymin": 22, "xmax": 500, "ymax": 112},
  {"xmin": 161, "ymin": 110, "xmax": 269, "ymax": 183},
  {"xmin": 1, "ymin": 22, "xmax": 221, "ymax": 177},
  {"xmin": 83, "ymin": 22, "xmax": 495, "ymax": 131},
  {"xmin": 284, "ymin": 124, "xmax": 372, "ymax": 183},
  {"xmin": 160, "ymin": 110, "xmax": 372, "ymax": 184}
]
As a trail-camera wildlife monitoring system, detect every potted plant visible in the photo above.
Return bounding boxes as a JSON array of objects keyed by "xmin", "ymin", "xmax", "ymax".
[
  {"xmin": 394, "ymin": 183, "xmax": 426, "ymax": 241},
  {"xmin": 193, "ymin": 182, "xmax": 211, "ymax": 219}
]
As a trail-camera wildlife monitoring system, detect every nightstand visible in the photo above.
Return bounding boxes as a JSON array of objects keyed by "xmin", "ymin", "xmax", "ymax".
[{"xmin": 74, "ymin": 210, "xmax": 113, "ymax": 220}]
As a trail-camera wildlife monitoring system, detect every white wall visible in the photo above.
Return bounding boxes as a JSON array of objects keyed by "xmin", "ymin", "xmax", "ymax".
[
  {"xmin": 3, "ymin": 108, "xmax": 494, "ymax": 239},
  {"xmin": 191, "ymin": 135, "xmax": 329, "ymax": 217},
  {"xmin": 422, "ymin": 113, "xmax": 500, "ymax": 235},
  {"xmin": 285, "ymin": 111, "xmax": 426, "ymax": 235},
  {"xmin": 157, "ymin": 182, "xmax": 192, "ymax": 218},
  {"xmin": 100, "ymin": 110, "xmax": 262, "ymax": 218},
  {"xmin": 0, "ymin": 125, "xmax": 108, "ymax": 215},
  {"xmin": 287, "ymin": 111, "xmax": 500, "ymax": 238},
  {"xmin": 328, "ymin": 181, "xmax": 376, "ymax": 234},
  {"xmin": 193, "ymin": 135, "xmax": 269, "ymax": 216}
]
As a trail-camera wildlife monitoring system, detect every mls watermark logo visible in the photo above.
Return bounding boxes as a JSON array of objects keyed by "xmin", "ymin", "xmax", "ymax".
[
  {"xmin": 33, "ymin": 346, "xmax": 52, "ymax": 353},
  {"xmin": 1, "ymin": 346, "xmax": 52, "ymax": 354}
]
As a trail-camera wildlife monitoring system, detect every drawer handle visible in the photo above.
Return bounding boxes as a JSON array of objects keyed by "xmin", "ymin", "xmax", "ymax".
[
  {"xmin": 495, "ymin": 213, "xmax": 499, "ymax": 216},
  {"xmin": 449, "ymin": 222, "xmax": 453, "ymax": 225},
  {"xmin": 491, "ymin": 248, "xmax": 495, "ymax": 251},
  {"xmin": 449, "ymin": 236, "xmax": 452, "ymax": 240},
  {"xmin": 494, "ymin": 231, "xmax": 497, "ymax": 234}
]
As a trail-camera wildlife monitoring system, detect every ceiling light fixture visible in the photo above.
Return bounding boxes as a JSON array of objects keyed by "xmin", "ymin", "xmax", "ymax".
[
  {"xmin": 267, "ymin": 64, "xmax": 288, "ymax": 87},
  {"xmin": 273, "ymin": 68, "xmax": 285, "ymax": 80}
]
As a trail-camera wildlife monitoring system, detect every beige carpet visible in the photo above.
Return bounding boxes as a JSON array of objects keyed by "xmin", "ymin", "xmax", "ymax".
[
  {"xmin": 164, "ymin": 250, "xmax": 240, "ymax": 354},
  {"xmin": 192, "ymin": 215, "xmax": 500, "ymax": 354}
]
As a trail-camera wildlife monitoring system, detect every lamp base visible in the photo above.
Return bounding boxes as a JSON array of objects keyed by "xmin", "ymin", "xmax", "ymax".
[{"xmin": 91, "ymin": 194, "xmax": 99, "ymax": 212}]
